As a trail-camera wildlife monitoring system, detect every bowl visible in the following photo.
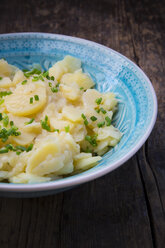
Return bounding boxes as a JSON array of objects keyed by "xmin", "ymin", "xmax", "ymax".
[{"xmin": 0, "ymin": 33, "xmax": 157, "ymax": 197}]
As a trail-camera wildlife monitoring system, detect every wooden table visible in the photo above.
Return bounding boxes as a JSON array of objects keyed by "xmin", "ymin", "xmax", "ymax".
[{"xmin": 0, "ymin": 0, "xmax": 164, "ymax": 247}]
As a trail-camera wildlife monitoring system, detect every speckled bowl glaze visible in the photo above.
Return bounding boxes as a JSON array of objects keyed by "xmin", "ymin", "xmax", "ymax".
[{"xmin": 0, "ymin": 33, "xmax": 157, "ymax": 197}]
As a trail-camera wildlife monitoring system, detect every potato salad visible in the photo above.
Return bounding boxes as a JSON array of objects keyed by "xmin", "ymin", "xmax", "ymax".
[{"xmin": 0, "ymin": 56, "xmax": 122, "ymax": 183}]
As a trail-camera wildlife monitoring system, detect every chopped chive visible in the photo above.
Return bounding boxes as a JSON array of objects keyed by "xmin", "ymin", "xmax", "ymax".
[
  {"xmin": 80, "ymin": 87, "xmax": 84, "ymax": 90},
  {"xmin": 41, "ymin": 115, "xmax": 51, "ymax": 132},
  {"xmin": 84, "ymin": 119, "xmax": 88, "ymax": 125},
  {"xmin": 16, "ymin": 145, "xmax": 27, "ymax": 152},
  {"xmin": 30, "ymin": 97, "xmax": 33, "ymax": 104},
  {"xmin": 51, "ymin": 87, "xmax": 58, "ymax": 93},
  {"xmin": 56, "ymin": 83, "xmax": 60, "ymax": 87},
  {"xmin": 26, "ymin": 143, "xmax": 33, "ymax": 152},
  {"xmin": 43, "ymin": 71, "xmax": 49, "ymax": 78},
  {"xmin": 32, "ymin": 75, "xmax": 44, "ymax": 82},
  {"xmin": 10, "ymin": 121, "xmax": 14, "ymax": 126},
  {"xmin": 0, "ymin": 77, "xmax": 2, "ymax": 80},
  {"xmin": 65, "ymin": 125, "xmax": 70, "ymax": 133},
  {"xmin": 90, "ymin": 116, "xmax": 97, "ymax": 122},
  {"xmin": 95, "ymin": 97, "xmax": 102, "ymax": 105},
  {"xmin": 34, "ymin": 95, "xmax": 39, "ymax": 101},
  {"xmin": 21, "ymin": 80, "xmax": 27, "ymax": 85},
  {"xmin": 100, "ymin": 107, "xmax": 106, "ymax": 114},
  {"xmin": 81, "ymin": 113, "xmax": 88, "ymax": 125},
  {"xmin": 105, "ymin": 116, "xmax": 111, "ymax": 126},
  {"xmin": 3, "ymin": 114, "xmax": 9, "ymax": 127},
  {"xmin": 81, "ymin": 113, "xmax": 86, "ymax": 120},
  {"xmin": 0, "ymin": 126, "xmax": 21, "ymax": 143},
  {"xmin": 85, "ymin": 135, "xmax": 97, "ymax": 147},
  {"xmin": 97, "ymin": 121, "xmax": 105, "ymax": 128},
  {"xmin": 22, "ymin": 69, "xmax": 29, "ymax": 72},
  {"xmin": 0, "ymin": 91, "xmax": 12, "ymax": 98},
  {"xmin": 0, "ymin": 99, "xmax": 4, "ymax": 105},
  {"xmin": 24, "ymin": 68, "xmax": 41, "ymax": 78},
  {"xmin": 39, "ymin": 75, "xmax": 44, "ymax": 81},
  {"xmin": 6, "ymin": 144, "xmax": 15, "ymax": 151},
  {"xmin": 45, "ymin": 115, "xmax": 48, "ymax": 122},
  {"xmin": 49, "ymin": 82, "xmax": 52, "ymax": 87},
  {"xmin": 95, "ymin": 108, "xmax": 100, "ymax": 113},
  {"xmin": 16, "ymin": 151, "xmax": 21, "ymax": 155},
  {"xmin": 25, "ymin": 118, "xmax": 34, "ymax": 125},
  {"xmin": 54, "ymin": 129, "xmax": 59, "ymax": 133},
  {"xmin": 50, "ymin": 76, "xmax": 55, "ymax": 81},
  {"xmin": 0, "ymin": 113, "xmax": 2, "ymax": 121},
  {"xmin": 32, "ymin": 76, "xmax": 39, "ymax": 82}
]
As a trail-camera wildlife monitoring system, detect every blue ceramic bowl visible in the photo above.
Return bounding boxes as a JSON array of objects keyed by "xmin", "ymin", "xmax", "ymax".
[{"xmin": 0, "ymin": 33, "xmax": 157, "ymax": 197}]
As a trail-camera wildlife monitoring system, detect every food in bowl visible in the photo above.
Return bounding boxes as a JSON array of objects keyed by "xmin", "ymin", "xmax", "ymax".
[{"xmin": 0, "ymin": 56, "xmax": 122, "ymax": 183}]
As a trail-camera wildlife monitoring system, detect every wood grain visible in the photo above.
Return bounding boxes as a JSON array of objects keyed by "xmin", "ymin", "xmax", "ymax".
[{"xmin": 0, "ymin": 0, "xmax": 164, "ymax": 247}]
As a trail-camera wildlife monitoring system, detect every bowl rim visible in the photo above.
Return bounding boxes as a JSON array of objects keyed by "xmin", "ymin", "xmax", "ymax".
[{"xmin": 0, "ymin": 32, "xmax": 158, "ymax": 192}]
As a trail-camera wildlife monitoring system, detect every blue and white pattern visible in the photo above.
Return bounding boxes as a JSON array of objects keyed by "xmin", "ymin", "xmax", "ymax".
[{"xmin": 0, "ymin": 33, "xmax": 157, "ymax": 195}]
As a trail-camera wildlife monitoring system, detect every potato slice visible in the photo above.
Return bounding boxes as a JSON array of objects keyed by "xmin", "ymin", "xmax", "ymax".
[
  {"xmin": 49, "ymin": 55, "xmax": 81, "ymax": 81},
  {"xmin": 5, "ymin": 82, "xmax": 47, "ymax": 116},
  {"xmin": 74, "ymin": 155, "xmax": 101, "ymax": 170},
  {"xmin": 12, "ymin": 70, "xmax": 25, "ymax": 86},
  {"xmin": 27, "ymin": 139, "xmax": 65, "ymax": 176},
  {"xmin": 49, "ymin": 118, "xmax": 74, "ymax": 132},
  {"xmin": 0, "ymin": 59, "xmax": 16, "ymax": 77},
  {"xmin": 11, "ymin": 130, "xmax": 36, "ymax": 146},
  {"xmin": 0, "ymin": 77, "xmax": 12, "ymax": 88},
  {"xmin": 60, "ymin": 83, "xmax": 80, "ymax": 101},
  {"xmin": 61, "ymin": 69, "xmax": 94, "ymax": 90},
  {"xmin": 62, "ymin": 106, "xmax": 82, "ymax": 122}
]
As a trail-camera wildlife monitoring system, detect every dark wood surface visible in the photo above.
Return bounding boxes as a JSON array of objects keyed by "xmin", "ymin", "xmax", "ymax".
[{"xmin": 0, "ymin": 0, "xmax": 165, "ymax": 247}]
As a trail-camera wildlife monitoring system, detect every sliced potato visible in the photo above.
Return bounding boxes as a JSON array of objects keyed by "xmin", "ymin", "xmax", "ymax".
[
  {"xmin": 74, "ymin": 155, "xmax": 101, "ymax": 170},
  {"xmin": 5, "ymin": 82, "xmax": 47, "ymax": 116},
  {"xmin": 60, "ymin": 83, "xmax": 80, "ymax": 101},
  {"xmin": 12, "ymin": 70, "xmax": 25, "ymax": 86},
  {"xmin": 49, "ymin": 55, "xmax": 81, "ymax": 81},
  {"xmin": 0, "ymin": 59, "xmax": 17, "ymax": 77},
  {"xmin": 61, "ymin": 69, "xmax": 94, "ymax": 90},
  {"xmin": 0, "ymin": 77, "xmax": 12, "ymax": 88},
  {"xmin": 27, "ymin": 140, "xmax": 64, "ymax": 176},
  {"xmin": 49, "ymin": 118, "xmax": 74, "ymax": 132},
  {"xmin": 62, "ymin": 106, "xmax": 82, "ymax": 122}
]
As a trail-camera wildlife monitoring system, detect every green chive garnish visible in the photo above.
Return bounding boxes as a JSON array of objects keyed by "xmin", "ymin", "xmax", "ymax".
[
  {"xmin": 0, "ymin": 91, "xmax": 12, "ymax": 98},
  {"xmin": 34, "ymin": 95, "xmax": 39, "ymax": 101},
  {"xmin": 85, "ymin": 135, "xmax": 97, "ymax": 147},
  {"xmin": 100, "ymin": 107, "xmax": 106, "ymax": 114},
  {"xmin": 0, "ymin": 99, "xmax": 4, "ymax": 105},
  {"xmin": 30, "ymin": 97, "xmax": 33, "ymax": 104},
  {"xmin": 81, "ymin": 113, "xmax": 88, "ymax": 125},
  {"xmin": 65, "ymin": 125, "xmax": 70, "ymax": 133},
  {"xmin": 95, "ymin": 97, "xmax": 102, "ymax": 105},
  {"xmin": 3, "ymin": 114, "xmax": 9, "ymax": 127},
  {"xmin": 26, "ymin": 143, "xmax": 33, "ymax": 152},
  {"xmin": 90, "ymin": 116, "xmax": 97, "ymax": 122},
  {"xmin": 50, "ymin": 76, "xmax": 55, "ymax": 81},
  {"xmin": 10, "ymin": 121, "xmax": 14, "ymax": 126},
  {"xmin": 21, "ymin": 80, "xmax": 27, "ymax": 85},
  {"xmin": 97, "ymin": 121, "xmax": 105, "ymax": 128},
  {"xmin": 51, "ymin": 87, "xmax": 58, "ymax": 93},
  {"xmin": 105, "ymin": 116, "xmax": 111, "ymax": 126},
  {"xmin": 25, "ymin": 118, "xmax": 34, "ymax": 125}
]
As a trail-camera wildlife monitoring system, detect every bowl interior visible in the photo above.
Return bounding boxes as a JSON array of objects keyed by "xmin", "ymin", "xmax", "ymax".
[{"xmin": 0, "ymin": 33, "xmax": 156, "ymax": 186}]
